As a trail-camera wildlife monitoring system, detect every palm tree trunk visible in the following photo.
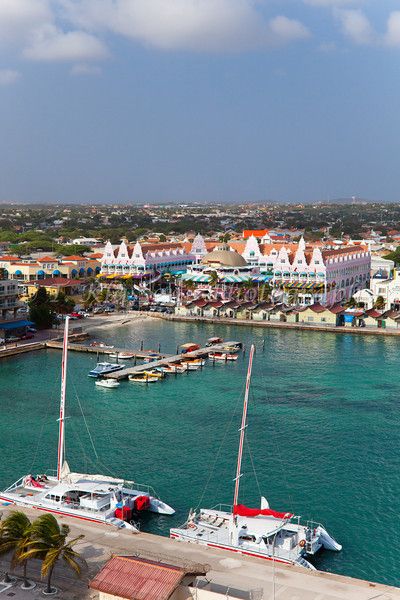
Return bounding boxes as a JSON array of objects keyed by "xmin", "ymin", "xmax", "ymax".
[
  {"xmin": 23, "ymin": 560, "xmax": 28, "ymax": 587},
  {"xmin": 46, "ymin": 566, "xmax": 55, "ymax": 594}
]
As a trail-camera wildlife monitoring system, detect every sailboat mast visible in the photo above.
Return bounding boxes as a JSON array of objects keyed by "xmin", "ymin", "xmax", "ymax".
[
  {"xmin": 57, "ymin": 315, "xmax": 69, "ymax": 480},
  {"xmin": 233, "ymin": 344, "xmax": 255, "ymax": 509}
]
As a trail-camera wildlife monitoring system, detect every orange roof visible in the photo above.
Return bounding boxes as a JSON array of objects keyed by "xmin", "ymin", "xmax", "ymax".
[
  {"xmin": 37, "ymin": 256, "xmax": 57, "ymax": 262},
  {"xmin": 88, "ymin": 253, "xmax": 103, "ymax": 259},
  {"xmin": 89, "ymin": 556, "xmax": 189, "ymax": 600},
  {"xmin": 322, "ymin": 245, "xmax": 368, "ymax": 259},
  {"xmin": 243, "ymin": 229, "xmax": 268, "ymax": 239},
  {"xmin": 61, "ymin": 255, "xmax": 88, "ymax": 261},
  {"xmin": 0, "ymin": 256, "xmax": 21, "ymax": 261}
]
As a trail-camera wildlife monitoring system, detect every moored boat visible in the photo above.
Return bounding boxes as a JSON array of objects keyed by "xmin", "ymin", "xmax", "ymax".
[
  {"xmin": 1, "ymin": 317, "xmax": 175, "ymax": 531},
  {"xmin": 170, "ymin": 345, "xmax": 341, "ymax": 569},
  {"xmin": 208, "ymin": 352, "xmax": 238, "ymax": 361},
  {"xmin": 88, "ymin": 362, "xmax": 125, "ymax": 377},
  {"xmin": 109, "ymin": 352, "xmax": 135, "ymax": 359},
  {"xmin": 95, "ymin": 379, "xmax": 120, "ymax": 389},
  {"xmin": 128, "ymin": 372, "xmax": 159, "ymax": 383}
]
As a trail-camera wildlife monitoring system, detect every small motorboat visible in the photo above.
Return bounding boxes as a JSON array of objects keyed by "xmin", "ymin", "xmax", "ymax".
[
  {"xmin": 162, "ymin": 363, "xmax": 186, "ymax": 374},
  {"xmin": 208, "ymin": 352, "xmax": 238, "ymax": 362},
  {"xmin": 143, "ymin": 369, "xmax": 165, "ymax": 380},
  {"xmin": 95, "ymin": 379, "xmax": 120, "ymax": 389},
  {"xmin": 88, "ymin": 362, "xmax": 126, "ymax": 377},
  {"xmin": 129, "ymin": 373, "xmax": 159, "ymax": 383},
  {"xmin": 109, "ymin": 352, "xmax": 135, "ymax": 359},
  {"xmin": 205, "ymin": 337, "xmax": 223, "ymax": 347},
  {"xmin": 180, "ymin": 358, "xmax": 206, "ymax": 370},
  {"xmin": 90, "ymin": 342, "xmax": 114, "ymax": 349}
]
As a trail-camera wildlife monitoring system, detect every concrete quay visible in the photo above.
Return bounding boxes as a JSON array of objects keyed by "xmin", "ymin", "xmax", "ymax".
[{"xmin": 0, "ymin": 504, "xmax": 398, "ymax": 600}]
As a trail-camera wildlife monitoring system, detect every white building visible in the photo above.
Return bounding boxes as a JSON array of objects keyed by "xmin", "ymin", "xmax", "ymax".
[{"xmin": 101, "ymin": 239, "xmax": 195, "ymax": 278}]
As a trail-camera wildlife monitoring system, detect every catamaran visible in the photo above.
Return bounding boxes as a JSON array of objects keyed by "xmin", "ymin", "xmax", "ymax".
[
  {"xmin": 0, "ymin": 317, "xmax": 175, "ymax": 532},
  {"xmin": 170, "ymin": 344, "xmax": 341, "ymax": 569}
]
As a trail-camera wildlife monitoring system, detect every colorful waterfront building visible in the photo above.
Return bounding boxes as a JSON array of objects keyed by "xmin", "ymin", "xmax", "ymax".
[
  {"xmin": 0, "ymin": 255, "xmax": 101, "ymax": 281},
  {"xmin": 100, "ymin": 239, "xmax": 195, "ymax": 279}
]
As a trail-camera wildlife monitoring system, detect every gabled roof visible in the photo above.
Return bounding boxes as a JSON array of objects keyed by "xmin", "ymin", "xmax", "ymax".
[
  {"xmin": 89, "ymin": 556, "xmax": 192, "ymax": 600},
  {"xmin": 61, "ymin": 255, "xmax": 88, "ymax": 261},
  {"xmin": 307, "ymin": 303, "xmax": 326, "ymax": 313},
  {"xmin": 37, "ymin": 256, "xmax": 57, "ymax": 262},
  {"xmin": 329, "ymin": 303, "xmax": 346, "ymax": 314},
  {"xmin": 365, "ymin": 308, "xmax": 382, "ymax": 318}
]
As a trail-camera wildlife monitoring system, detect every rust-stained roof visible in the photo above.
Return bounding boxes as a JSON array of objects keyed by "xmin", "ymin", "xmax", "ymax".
[{"xmin": 89, "ymin": 556, "xmax": 186, "ymax": 600}]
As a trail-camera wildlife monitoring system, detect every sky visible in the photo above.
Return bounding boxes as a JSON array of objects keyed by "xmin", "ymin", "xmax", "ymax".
[{"xmin": 0, "ymin": 0, "xmax": 400, "ymax": 204}]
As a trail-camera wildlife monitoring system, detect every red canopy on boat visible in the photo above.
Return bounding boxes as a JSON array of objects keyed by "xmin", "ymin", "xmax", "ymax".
[{"xmin": 233, "ymin": 504, "xmax": 293, "ymax": 519}]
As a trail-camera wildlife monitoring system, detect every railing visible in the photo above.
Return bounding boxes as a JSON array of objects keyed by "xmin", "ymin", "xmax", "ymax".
[{"xmin": 211, "ymin": 503, "xmax": 233, "ymax": 512}]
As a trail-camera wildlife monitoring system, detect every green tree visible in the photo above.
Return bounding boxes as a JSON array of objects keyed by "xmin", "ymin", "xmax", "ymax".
[
  {"xmin": 0, "ymin": 511, "xmax": 32, "ymax": 589},
  {"xmin": 50, "ymin": 292, "xmax": 75, "ymax": 315},
  {"xmin": 20, "ymin": 514, "xmax": 86, "ymax": 595},
  {"xmin": 346, "ymin": 296, "xmax": 356, "ymax": 308},
  {"xmin": 208, "ymin": 271, "xmax": 219, "ymax": 287},
  {"xmin": 28, "ymin": 287, "xmax": 55, "ymax": 329},
  {"xmin": 374, "ymin": 295, "xmax": 385, "ymax": 310},
  {"xmin": 258, "ymin": 282, "xmax": 272, "ymax": 303}
]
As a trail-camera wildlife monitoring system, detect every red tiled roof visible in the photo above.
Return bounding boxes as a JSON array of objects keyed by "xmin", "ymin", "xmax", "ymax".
[
  {"xmin": 365, "ymin": 308, "xmax": 382, "ymax": 318},
  {"xmin": 243, "ymin": 229, "xmax": 268, "ymax": 239},
  {"xmin": 308, "ymin": 303, "xmax": 326, "ymax": 313},
  {"xmin": 37, "ymin": 256, "xmax": 57, "ymax": 262},
  {"xmin": 0, "ymin": 256, "xmax": 21, "ymax": 261},
  {"xmin": 322, "ymin": 245, "xmax": 368, "ymax": 259},
  {"xmin": 88, "ymin": 253, "xmax": 103, "ymax": 259},
  {"xmin": 329, "ymin": 303, "xmax": 345, "ymax": 314},
  {"xmin": 61, "ymin": 255, "xmax": 88, "ymax": 261},
  {"xmin": 89, "ymin": 556, "xmax": 186, "ymax": 600}
]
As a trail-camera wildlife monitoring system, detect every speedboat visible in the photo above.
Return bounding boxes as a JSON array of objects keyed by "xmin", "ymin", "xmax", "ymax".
[
  {"xmin": 205, "ymin": 337, "xmax": 224, "ymax": 347},
  {"xmin": 95, "ymin": 379, "xmax": 120, "ymax": 389},
  {"xmin": 90, "ymin": 342, "xmax": 114, "ymax": 349},
  {"xmin": 0, "ymin": 317, "xmax": 175, "ymax": 532},
  {"xmin": 208, "ymin": 352, "xmax": 238, "ymax": 361},
  {"xmin": 170, "ymin": 345, "xmax": 341, "ymax": 569},
  {"xmin": 88, "ymin": 362, "xmax": 125, "ymax": 377}
]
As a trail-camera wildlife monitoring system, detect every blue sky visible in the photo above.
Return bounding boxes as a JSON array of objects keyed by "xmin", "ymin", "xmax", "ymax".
[{"xmin": 0, "ymin": 0, "xmax": 399, "ymax": 204}]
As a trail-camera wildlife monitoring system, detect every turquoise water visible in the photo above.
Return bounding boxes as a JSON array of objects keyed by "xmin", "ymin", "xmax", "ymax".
[{"xmin": 1, "ymin": 320, "xmax": 400, "ymax": 586}]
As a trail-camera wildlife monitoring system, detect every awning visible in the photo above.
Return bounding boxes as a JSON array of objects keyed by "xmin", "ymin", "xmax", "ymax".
[
  {"xmin": 0, "ymin": 320, "xmax": 34, "ymax": 331},
  {"xmin": 253, "ymin": 275, "xmax": 272, "ymax": 282}
]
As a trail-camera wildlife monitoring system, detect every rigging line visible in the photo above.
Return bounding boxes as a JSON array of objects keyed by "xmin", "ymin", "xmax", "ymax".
[
  {"xmin": 256, "ymin": 367, "xmax": 296, "ymax": 513},
  {"xmin": 70, "ymin": 377, "xmax": 99, "ymax": 460},
  {"xmin": 245, "ymin": 437, "xmax": 262, "ymax": 499},
  {"xmin": 29, "ymin": 375, "xmax": 61, "ymax": 473},
  {"xmin": 194, "ymin": 378, "xmax": 247, "ymax": 512}
]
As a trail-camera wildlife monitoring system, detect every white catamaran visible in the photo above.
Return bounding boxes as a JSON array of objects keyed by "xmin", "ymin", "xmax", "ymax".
[
  {"xmin": 0, "ymin": 317, "xmax": 174, "ymax": 532},
  {"xmin": 170, "ymin": 344, "xmax": 341, "ymax": 569}
]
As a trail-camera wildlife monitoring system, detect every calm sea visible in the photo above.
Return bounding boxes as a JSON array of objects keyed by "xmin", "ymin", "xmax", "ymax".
[{"xmin": 0, "ymin": 319, "xmax": 399, "ymax": 585}]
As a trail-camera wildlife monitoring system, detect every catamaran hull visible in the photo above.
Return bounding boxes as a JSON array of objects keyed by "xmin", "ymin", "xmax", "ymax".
[
  {"xmin": 170, "ymin": 532, "xmax": 315, "ymax": 569},
  {"xmin": 316, "ymin": 526, "xmax": 342, "ymax": 551},
  {"xmin": 0, "ymin": 495, "xmax": 139, "ymax": 532}
]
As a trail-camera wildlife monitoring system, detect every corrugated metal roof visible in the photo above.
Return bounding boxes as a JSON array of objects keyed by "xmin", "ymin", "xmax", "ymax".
[{"xmin": 89, "ymin": 556, "xmax": 185, "ymax": 600}]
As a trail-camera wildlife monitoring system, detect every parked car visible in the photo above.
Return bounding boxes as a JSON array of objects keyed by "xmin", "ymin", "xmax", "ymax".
[
  {"xmin": 93, "ymin": 307, "xmax": 104, "ymax": 314},
  {"xmin": 69, "ymin": 312, "xmax": 83, "ymax": 319},
  {"xmin": 6, "ymin": 336, "xmax": 20, "ymax": 343},
  {"xmin": 27, "ymin": 326, "xmax": 37, "ymax": 333}
]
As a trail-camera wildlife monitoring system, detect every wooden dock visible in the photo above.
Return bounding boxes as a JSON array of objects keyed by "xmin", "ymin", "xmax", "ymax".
[
  {"xmin": 104, "ymin": 343, "xmax": 237, "ymax": 380},
  {"xmin": 45, "ymin": 339, "xmax": 172, "ymax": 361}
]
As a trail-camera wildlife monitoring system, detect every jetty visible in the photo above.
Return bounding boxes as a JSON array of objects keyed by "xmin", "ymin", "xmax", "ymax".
[
  {"xmin": 104, "ymin": 342, "xmax": 235, "ymax": 379},
  {"xmin": 45, "ymin": 339, "xmax": 172, "ymax": 361}
]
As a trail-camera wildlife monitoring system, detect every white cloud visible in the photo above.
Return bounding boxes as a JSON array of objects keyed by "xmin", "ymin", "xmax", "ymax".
[
  {"xmin": 70, "ymin": 62, "xmax": 102, "ymax": 75},
  {"xmin": 385, "ymin": 12, "xmax": 400, "ymax": 47},
  {"xmin": 61, "ymin": 0, "xmax": 310, "ymax": 52},
  {"xmin": 0, "ymin": 69, "xmax": 21, "ymax": 85},
  {"xmin": 336, "ymin": 9, "xmax": 374, "ymax": 45},
  {"xmin": 304, "ymin": 0, "xmax": 363, "ymax": 6},
  {"xmin": 0, "ymin": 0, "xmax": 51, "ymax": 46},
  {"xmin": 24, "ymin": 26, "xmax": 108, "ymax": 61}
]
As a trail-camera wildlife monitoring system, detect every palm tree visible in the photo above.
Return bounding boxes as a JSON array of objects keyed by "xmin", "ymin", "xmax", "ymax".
[
  {"xmin": 0, "ymin": 511, "xmax": 32, "ymax": 588},
  {"xmin": 258, "ymin": 282, "xmax": 272, "ymax": 303},
  {"xmin": 208, "ymin": 271, "xmax": 219, "ymax": 288},
  {"xmin": 20, "ymin": 514, "xmax": 86, "ymax": 595},
  {"xmin": 287, "ymin": 288, "xmax": 299, "ymax": 306}
]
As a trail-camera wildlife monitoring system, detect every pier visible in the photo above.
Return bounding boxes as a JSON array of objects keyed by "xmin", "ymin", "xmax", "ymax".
[
  {"xmin": 104, "ymin": 342, "xmax": 236, "ymax": 379},
  {"xmin": 44, "ymin": 339, "xmax": 239, "ymax": 379}
]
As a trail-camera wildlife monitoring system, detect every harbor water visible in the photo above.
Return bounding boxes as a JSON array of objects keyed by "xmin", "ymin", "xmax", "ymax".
[{"xmin": 0, "ymin": 319, "xmax": 399, "ymax": 586}]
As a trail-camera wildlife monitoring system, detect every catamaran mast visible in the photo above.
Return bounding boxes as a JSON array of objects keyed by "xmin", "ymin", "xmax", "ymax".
[
  {"xmin": 233, "ymin": 343, "xmax": 255, "ymax": 509},
  {"xmin": 57, "ymin": 315, "xmax": 69, "ymax": 480}
]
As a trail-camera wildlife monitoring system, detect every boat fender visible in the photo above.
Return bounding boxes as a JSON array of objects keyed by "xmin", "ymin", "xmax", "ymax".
[{"xmin": 299, "ymin": 539, "xmax": 306, "ymax": 548}]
